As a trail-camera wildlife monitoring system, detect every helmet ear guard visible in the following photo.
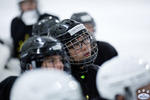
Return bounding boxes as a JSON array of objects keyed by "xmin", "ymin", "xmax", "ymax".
[{"xmin": 20, "ymin": 54, "xmax": 43, "ymax": 73}]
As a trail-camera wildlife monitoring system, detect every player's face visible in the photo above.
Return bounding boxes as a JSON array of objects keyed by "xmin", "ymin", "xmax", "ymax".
[
  {"xmin": 66, "ymin": 33, "xmax": 92, "ymax": 62},
  {"xmin": 41, "ymin": 55, "xmax": 64, "ymax": 70},
  {"xmin": 20, "ymin": 0, "xmax": 37, "ymax": 12}
]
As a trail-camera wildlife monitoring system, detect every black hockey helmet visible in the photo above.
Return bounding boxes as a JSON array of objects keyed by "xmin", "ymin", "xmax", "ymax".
[
  {"xmin": 32, "ymin": 16, "xmax": 60, "ymax": 36},
  {"xmin": 20, "ymin": 36, "xmax": 70, "ymax": 72},
  {"xmin": 49, "ymin": 19, "xmax": 98, "ymax": 66}
]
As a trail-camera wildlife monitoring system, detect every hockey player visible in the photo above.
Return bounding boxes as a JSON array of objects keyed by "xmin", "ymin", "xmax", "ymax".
[
  {"xmin": 49, "ymin": 19, "xmax": 103, "ymax": 100},
  {"xmin": 20, "ymin": 36, "xmax": 70, "ymax": 71},
  {"xmin": 96, "ymin": 56, "xmax": 150, "ymax": 100},
  {"xmin": 0, "ymin": 36, "xmax": 70, "ymax": 100},
  {"xmin": 20, "ymin": 36, "xmax": 70, "ymax": 73},
  {"xmin": 10, "ymin": 69, "xmax": 84, "ymax": 100},
  {"xmin": 11, "ymin": 0, "xmax": 59, "ymax": 58},
  {"xmin": 71, "ymin": 12, "xmax": 118, "ymax": 66}
]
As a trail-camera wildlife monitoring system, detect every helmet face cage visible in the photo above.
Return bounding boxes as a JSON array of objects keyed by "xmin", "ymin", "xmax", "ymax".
[
  {"xmin": 65, "ymin": 31, "xmax": 98, "ymax": 66},
  {"xmin": 58, "ymin": 50, "xmax": 71, "ymax": 73}
]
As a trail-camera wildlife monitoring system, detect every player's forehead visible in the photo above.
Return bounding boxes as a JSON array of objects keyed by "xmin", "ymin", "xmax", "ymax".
[{"xmin": 68, "ymin": 32, "xmax": 89, "ymax": 44}]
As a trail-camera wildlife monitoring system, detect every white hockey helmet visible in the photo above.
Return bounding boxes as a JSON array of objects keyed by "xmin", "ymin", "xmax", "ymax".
[
  {"xmin": 10, "ymin": 69, "xmax": 84, "ymax": 100},
  {"xmin": 96, "ymin": 56, "xmax": 150, "ymax": 100}
]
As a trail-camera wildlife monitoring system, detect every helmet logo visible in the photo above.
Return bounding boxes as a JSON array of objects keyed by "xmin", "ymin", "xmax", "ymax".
[{"xmin": 68, "ymin": 24, "xmax": 85, "ymax": 36}]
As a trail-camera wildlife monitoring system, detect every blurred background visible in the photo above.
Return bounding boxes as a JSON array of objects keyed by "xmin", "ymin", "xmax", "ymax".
[{"xmin": 0, "ymin": 0, "xmax": 150, "ymax": 61}]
